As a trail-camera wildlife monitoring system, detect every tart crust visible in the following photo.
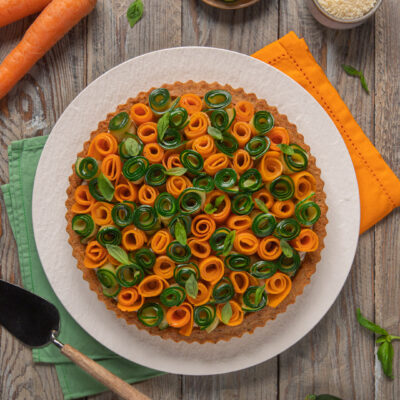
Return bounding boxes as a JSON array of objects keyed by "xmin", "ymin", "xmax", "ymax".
[{"xmin": 65, "ymin": 81, "xmax": 328, "ymax": 343}]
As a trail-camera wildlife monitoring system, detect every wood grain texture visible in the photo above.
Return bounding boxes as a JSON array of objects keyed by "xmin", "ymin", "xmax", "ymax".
[{"xmin": 0, "ymin": 0, "xmax": 399, "ymax": 399}]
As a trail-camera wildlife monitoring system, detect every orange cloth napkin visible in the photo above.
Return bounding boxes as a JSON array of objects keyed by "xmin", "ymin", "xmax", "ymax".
[{"xmin": 252, "ymin": 31, "xmax": 400, "ymax": 234}]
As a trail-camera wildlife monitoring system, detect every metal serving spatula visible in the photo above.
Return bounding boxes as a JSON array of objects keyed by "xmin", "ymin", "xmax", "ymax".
[{"xmin": 0, "ymin": 279, "xmax": 150, "ymax": 400}]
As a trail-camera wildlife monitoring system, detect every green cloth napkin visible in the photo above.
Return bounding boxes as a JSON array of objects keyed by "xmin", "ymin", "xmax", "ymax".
[{"xmin": 1, "ymin": 136, "xmax": 164, "ymax": 400}]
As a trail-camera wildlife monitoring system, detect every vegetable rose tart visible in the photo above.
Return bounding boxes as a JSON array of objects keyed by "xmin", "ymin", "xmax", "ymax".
[{"xmin": 66, "ymin": 81, "xmax": 328, "ymax": 343}]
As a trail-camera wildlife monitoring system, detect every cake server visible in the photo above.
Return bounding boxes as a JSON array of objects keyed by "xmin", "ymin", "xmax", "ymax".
[{"xmin": 0, "ymin": 279, "xmax": 150, "ymax": 400}]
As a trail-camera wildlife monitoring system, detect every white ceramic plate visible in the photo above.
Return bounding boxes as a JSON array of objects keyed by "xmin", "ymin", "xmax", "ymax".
[{"xmin": 32, "ymin": 47, "xmax": 360, "ymax": 375}]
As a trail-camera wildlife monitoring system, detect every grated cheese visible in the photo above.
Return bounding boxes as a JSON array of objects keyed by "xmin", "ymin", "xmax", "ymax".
[{"xmin": 317, "ymin": 0, "xmax": 377, "ymax": 20}]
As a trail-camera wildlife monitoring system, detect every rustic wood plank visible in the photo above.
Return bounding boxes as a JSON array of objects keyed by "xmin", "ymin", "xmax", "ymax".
[
  {"xmin": 181, "ymin": 2, "xmax": 279, "ymax": 398},
  {"xmin": 278, "ymin": 2, "xmax": 376, "ymax": 399},
  {"xmin": 374, "ymin": 0, "xmax": 400, "ymax": 398}
]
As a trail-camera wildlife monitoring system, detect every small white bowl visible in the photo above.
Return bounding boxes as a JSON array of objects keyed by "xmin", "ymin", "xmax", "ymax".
[{"xmin": 307, "ymin": 0, "xmax": 383, "ymax": 29}]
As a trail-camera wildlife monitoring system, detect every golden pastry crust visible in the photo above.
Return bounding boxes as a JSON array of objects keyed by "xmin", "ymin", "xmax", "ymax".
[{"xmin": 65, "ymin": 81, "xmax": 328, "ymax": 343}]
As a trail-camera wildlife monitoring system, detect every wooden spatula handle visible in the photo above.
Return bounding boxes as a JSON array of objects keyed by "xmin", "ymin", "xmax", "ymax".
[{"xmin": 61, "ymin": 344, "xmax": 151, "ymax": 400}]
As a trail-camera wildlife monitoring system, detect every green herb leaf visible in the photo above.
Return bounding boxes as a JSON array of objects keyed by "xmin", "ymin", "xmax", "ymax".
[
  {"xmin": 342, "ymin": 64, "xmax": 361, "ymax": 77},
  {"xmin": 360, "ymin": 74, "xmax": 370, "ymax": 94},
  {"xmin": 97, "ymin": 173, "xmax": 115, "ymax": 202},
  {"xmin": 221, "ymin": 302, "xmax": 232, "ymax": 324},
  {"xmin": 185, "ymin": 274, "xmax": 198, "ymax": 299},
  {"xmin": 214, "ymin": 195, "xmax": 225, "ymax": 207},
  {"xmin": 356, "ymin": 308, "xmax": 388, "ymax": 336},
  {"xmin": 174, "ymin": 220, "xmax": 187, "ymax": 246},
  {"xmin": 204, "ymin": 203, "xmax": 217, "ymax": 214},
  {"xmin": 254, "ymin": 284, "xmax": 265, "ymax": 305},
  {"xmin": 222, "ymin": 230, "xmax": 236, "ymax": 257},
  {"xmin": 127, "ymin": 0, "xmax": 144, "ymax": 28},
  {"xmin": 157, "ymin": 111, "xmax": 170, "ymax": 141},
  {"xmin": 170, "ymin": 96, "xmax": 181, "ymax": 111},
  {"xmin": 165, "ymin": 167, "xmax": 187, "ymax": 176},
  {"xmin": 124, "ymin": 138, "xmax": 140, "ymax": 157},
  {"xmin": 254, "ymin": 198, "xmax": 269, "ymax": 214},
  {"xmin": 378, "ymin": 340, "xmax": 394, "ymax": 379},
  {"xmin": 106, "ymin": 245, "xmax": 130, "ymax": 265},
  {"xmin": 376, "ymin": 336, "xmax": 387, "ymax": 344},
  {"xmin": 280, "ymin": 239, "xmax": 294, "ymax": 258},
  {"xmin": 277, "ymin": 143, "xmax": 294, "ymax": 155},
  {"xmin": 207, "ymin": 126, "xmax": 223, "ymax": 141}
]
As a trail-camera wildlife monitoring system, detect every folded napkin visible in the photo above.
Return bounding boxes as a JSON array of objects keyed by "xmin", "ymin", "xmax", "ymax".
[
  {"xmin": 252, "ymin": 31, "xmax": 400, "ymax": 233},
  {"xmin": 1, "ymin": 136, "xmax": 163, "ymax": 400}
]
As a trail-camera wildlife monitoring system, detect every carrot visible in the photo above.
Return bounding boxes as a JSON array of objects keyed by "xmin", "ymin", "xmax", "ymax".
[
  {"xmin": 101, "ymin": 154, "xmax": 122, "ymax": 182},
  {"xmin": 178, "ymin": 302, "xmax": 194, "ymax": 336},
  {"xmin": 117, "ymin": 287, "xmax": 144, "ymax": 312},
  {"xmin": 257, "ymin": 236, "xmax": 282, "ymax": 260},
  {"xmin": 187, "ymin": 237, "xmax": 211, "ymax": 259},
  {"xmin": 186, "ymin": 282, "xmax": 211, "ymax": 306},
  {"xmin": 91, "ymin": 202, "xmax": 113, "ymax": 225},
  {"xmin": 232, "ymin": 149, "xmax": 253, "ymax": 175},
  {"xmin": 204, "ymin": 191, "xmax": 231, "ymax": 224},
  {"xmin": 265, "ymin": 272, "xmax": 292, "ymax": 308},
  {"xmin": 114, "ymin": 178, "xmax": 137, "ymax": 202},
  {"xmin": 0, "ymin": 0, "xmax": 51, "ymax": 28},
  {"xmin": 291, "ymin": 172, "xmax": 316, "ymax": 200},
  {"xmin": 162, "ymin": 151, "xmax": 183, "ymax": 170},
  {"xmin": 191, "ymin": 214, "xmax": 216, "ymax": 241},
  {"xmin": 166, "ymin": 176, "xmax": 191, "ymax": 198},
  {"xmin": 137, "ymin": 122, "xmax": 158, "ymax": 143},
  {"xmin": 0, "ymin": 0, "xmax": 97, "ymax": 100},
  {"xmin": 290, "ymin": 229, "xmax": 319, "ymax": 252},
  {"xmin": 259, "ymin": 152, "xmax": 284, "ymax": 181},
  {"xmin": 179, "ymin": 93, "xmax": 203, "ymax": 115},
  {"xmin": 138, "ymin": 184, "xmax": 159, "ymax": 206},
  {"xmin": 87, "ymin": 133, "xmax": 118, "ymax": 160},
  {"xmin": 199, "ymin": 256, "xmax": 224, "ymax": 285},
  {"xmin": 71, "ymin": 185, "xmax": 95, "ymax": 214},
  {"xmin": 230, "ymin": 121, "xmax": 252, "ymax": 147},
  {"xmin": 130, "ymin": 103, "xmax": 154, "ymax": 125},
  {"xmin": 143, "ymin": 143, "xmax": 164, "ymax": 164},
  {"xmin": 234, "ymin": 101, "xmax": 255, "ymax": 122},
  {"xmin": 233, "ymin": 230, "xmax": 259, "ymax": 255},
  {"xmin": 153, "ymin": 255, "xmax": 175, "ymax": 279},
  {"xmin": 83, "ymin": 240, "xmax": 107, "ymax": 269},
  {"xmin": 150, "ymin": 229, "xmax": 172, "ymax": 254},
  {"xmin": 138, "ymin": 275, "xmax": 169, "ymax": 298},
  {"xmin": 203, "ymin": 153, "xmax": 229, "ymax": 175},
  {"xmin": 166, "ymin": 305, "xmax": 191, "ymax": 328},
  {"xmin": 226, "ymin": 215, "xmax": 252, "ymax": 231},
  {"xmin": 184, "ymin": 112, "xmax": 210, "ymax": 139},
  {"xmin": 192, "ymin": 135, "xmax": 216, "ymax": 158},
  {"xmin": 229, "ymin": 271, "xmax": 249, "ymax": 294},
  {"xmin": 253, "ymin": 189, "xmax": 275, "ymax": 210},
  {"xmin": 271, "ymin": 200, "xmax": 295, "ymax": 219},
  {"xmin": 121, "ymin": 225, "xmax": 146, "ymax": 251},
  {"xmin": 267, "ymin": 127, "xmax": 290, "ymax": 151}
]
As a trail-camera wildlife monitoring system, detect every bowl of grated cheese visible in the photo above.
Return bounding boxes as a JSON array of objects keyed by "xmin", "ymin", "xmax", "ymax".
[{"xmin": 307, "ymin": 0, "xmax": 383, "ymax": 29}]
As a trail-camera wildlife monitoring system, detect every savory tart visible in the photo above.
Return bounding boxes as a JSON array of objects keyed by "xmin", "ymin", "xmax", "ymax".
[{"xmin": 66, "ymin": 81, "xmax": 327, "ymax": 343}]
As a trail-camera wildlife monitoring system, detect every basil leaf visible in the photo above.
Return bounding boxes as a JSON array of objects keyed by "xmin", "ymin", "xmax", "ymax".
[
  {"xmin": 254, "ymin": 198, "xmax": 269, "ymax": 214},
  {"xmin": 157, "ymin": 111, "xmax": 170, "ymax": 141},
  {"xmin": 185, "ymin": 274, "xmax": 198, "ymax": 298},
  {"xmin": 127, "ymin": 0, "xmax": 144, "ymax": 28},
  {"xmin": 377, "ymin": 340, "xmax": 394, "ymax": 379},
  {"xmin": 124, "ymin": 138, "xmax": 140, "ymax": 156},
  {"xmin": 376, "ymin": 336, "xmax": 387, "ymax": 344},
  {"xmin": 341, "ymin": 64, "xmax": 361, "ymax": 77},
  {"xmin": 170, "ymin": 96, "xmax": 181, "ymax": 111},
  {"xmin": 214, "ymin": 195, "xmax": 225, "ymax": 207},
  {"xmin": 356, "ymin": 308, "xmax": 388, "ymax": 336},
  {"xmin": 221, "ymin": 302, "xmax": 232, "ymax": 324},
  {"xmin": 277, "ymin": 143, "xmax": 294, "ymax": 155},
  {"xmin": 165, "ymin": 167, "xmax": 187, "ymax": 176},
  {"xmin": 204, "ymin": 203, "xmax": 217, "ymax": 214},
  {"xmin": 106, "ymin": 245, "xmax": 130, "ymax": 265},
  {"xmin": 222, "ymin": 230, "xmax": 236, "ymax": 257},
  {"xmin": 207, "ymin": 126, "xmax": 223, "ymax": 141},
  {"xmin": 360, "ymin": 74, "xmax": 370, "ymax": 94},
  {"xmin": 97, "ymin": 173, "xmax": 115, "ymax": 202},
  {"xmin": 254, "ymin": 284, "xmax": 265, "ymax": 305},
  {"xmin": 174, "ymin": 220, "xmax": 187, "ymax": 246},
  {"xmin": 280, "ymin": 239, "xmax": 294, "ymax": 258}
]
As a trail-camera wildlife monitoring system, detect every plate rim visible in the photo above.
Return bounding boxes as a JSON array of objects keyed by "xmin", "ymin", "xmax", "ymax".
[{"xmin": 32, "ymin": 46, "xmax": 360, "ymax": 375}]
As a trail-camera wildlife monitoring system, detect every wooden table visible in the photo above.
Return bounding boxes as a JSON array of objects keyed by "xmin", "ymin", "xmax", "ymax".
[{"xmin": 0, "ymin": 1, "xmax": 399, "ymax": 399}]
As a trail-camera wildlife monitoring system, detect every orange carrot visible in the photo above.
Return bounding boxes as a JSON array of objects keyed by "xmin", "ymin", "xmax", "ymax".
[
  {"xmin": 117, "ymin": 287, "xmax": 144, "ymax": 312},
  {"xmin": 265, "ymin": 272, "xmax": 292, "ymax": 308},
  {"xmin": 233, "ymin": 230, "xmax": 259, "ymax": 255},
  {"xmin": 267, "ymin": 127, "xmax": 290, "ymax": 151},
  {"xmin": 138, "ymin": 275, "xmax": 169, "ymax": 298},
  {"xmin": 192, "ymin": 135, "xmax": 216, "ymax": 158},
  {"xmin": 91, "ymin": 202, "xmax": 113, "ymax": 225},
  {"xmin": 232, "ymin": 149, "xmax": 253, "ymax": 175},
  {"xmin": 271, "ymin": 200, "xmax": 295, "ymax": 219},
  {"xmin": 226, "ymin": 215, "xmax": 252, "ymax": 231},
  {"xmin": 114, "ymin": 177, "xmax": 137, "ymax": 202},
  {"xmin": 0, "ymin": 0, "xmax": 52, "ymax": 28},
  {"xmin": 83, "ymin": 240, "xmax": 107, "ymax": 269},
  {"xmin": 291, "ymin": 229, "xmax": 319, "ymax": 252},
  {"xmin": 186, "ymin": 282, "xmax": 211, "ymax": 306},
  {"xmin": 203, "ymin": 153, "xmax": 229, "ymax": 175},
  {"xmin": 191, "ymin": 214, "xmax": 216, "ymax": 241},
  {"xmin": 101, "ymin": 154, "xmax": 122, "ymax": 182},
  {"xmin": 229, "ymin": 271, "xmax": 249, "ymax": 294},
  {"xmin": 121, "ymin": 225, "xmax": 147, "ymax": 252},
  {"xmin": 259, "ymin": 152, "xmax": 284, "ymax": 181},
  {"xmin": 162, "ymin": 151, "xmax": 183, "ymax": 170},
  {"xmin": 87, "ymin": 133, "xmax": 118, "ymax": 160},
  {"xmin": 153, "ymin": 256, "xmax": 175, "ymax": 279},
  {"xmin": 234, "ymin": 101, "xmax": 255, "ymax": 122},
  {"xmin": 199, "ymin": 256, "xmax": 224, "ymax": 285},
  {"xmin": 166, "ymin": 305, "xmax": 191, "ymax": 328},
  {"xmin": 184, "ymin": 112, "xmax": 210, "ymax": 140},
  {"xmin": 291, "ymin": 172, "xmax": 316, "ymax": 200},
  {"xmin": 137, "ymin": 122, "xmax": 158, "ymax": 143},
  {"xmin": 166, "ymin": 176, "xmax": 191, "ymax": 198},
  {"xmin": 179, "ymin": 93, "xmax": 203, "ymax": 115},
  {"xmin": 230, "ymin": 121, "xmax": 252, "ymax": 147},
  {"xmin": 253, "ymin": 189, "xmax": 275, "ymax": 210},
  {"xmin": 257, "ymin": 236, "xmax": 282, "ymax": 260},
  {"xmin": 0, "ymin": 0, "xmax": 97, "ymax": 99},
  {"xmin": 204, "ymin": 191, "xmax": 231, "ymax": 224},
  {"xmin": 138, "ymin": 184, "xmax": 159, "ymax": 206},
  {"xmin": 143, "ymin": 143, "xmax": 164, "ymax": 164},
  {"xmin": 150, "ymin": 229, "xmax": 172, "ymax": 254},
  {"xmin": 71, "ymin": 185, "xmax": 95, "ymax": 214},
  {"xmin": 187, "ymin": 237, "xmax": 211, "ymax": 259},
  {"xmin": 130, "ymin": 103, "xmax": 154, "ymax": 125},
  {"xmin": 216, "ymin": 301, "xmax": 244, "ymax": 326}
]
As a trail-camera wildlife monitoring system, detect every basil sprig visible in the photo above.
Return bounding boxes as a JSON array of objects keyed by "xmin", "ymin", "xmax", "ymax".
[
  {"xmin": 207, "ymin": 126, "xmax": 223, "ymax": 141},
  {"xmin": 221, "ymin": 302, "xmax": 232, "ymax": 324},
  {"xmin": 127, "ymin": 0, "xmax": 144, "ymax": 28},
  {"xmin": 174, "ymin": 220, "xmax": 187, "ymax": 246},
  {"xmin": 97, "ymin": 173, "xmax": 114, "ymax": 202},
  {"xmin": 277, "ymin": 143, "xmax": 294, "ymax": 155},
  {"xmin": 204, "ymin": 195, "xmax": 225, "ymax": 215},
  {"xmin": 356, "ymin": 308, "xmax": 400, "ymax": 379},
  {"xmin": 280, "ymin": 239, "xmax": 294, "ymax": 258},
  {"xmin": 341, "ymin": 64, "xmax": 369, "ymax": 94},
  {"xmin": 222, "ymin": 230, "xmax": 236, "ymax": 257},
  {"xmin": 254, "ymin": 284, "xmax": 265, "ymax": 305},
  {"xmin": 185, "ymin": 274, "xmax": 198, "ymax": 298},
  {"xmin": 254, "ymin": 198, "xmax": 269, "ymax": 214},
  {"xmin": 157, "ymin": 111, "xmax": 171, "ymax": 141},
  {"xmin": 106, "ymin": 244, "xmax": 130, "ymax": 265}
]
